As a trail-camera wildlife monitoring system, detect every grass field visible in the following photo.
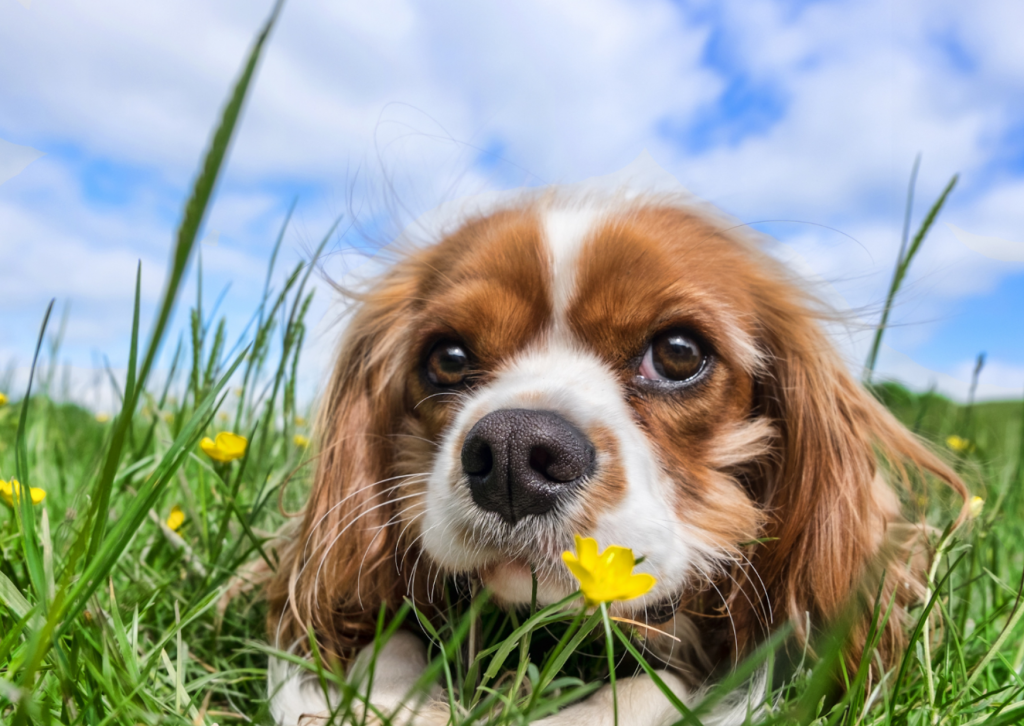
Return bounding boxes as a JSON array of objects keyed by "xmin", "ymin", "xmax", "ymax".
[{"xmin": 3, "ymin": 6, "xmax": 1024, "ymax": 725}]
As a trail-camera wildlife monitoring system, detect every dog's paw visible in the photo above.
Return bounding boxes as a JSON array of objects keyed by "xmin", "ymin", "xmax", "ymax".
[
  {"xmin": 531, "ymin": 673, "xmax": 691, "ymax": 726},
  {"xmin": 358, "ymin": 698, "xmax": 454, "ymax": 726}
]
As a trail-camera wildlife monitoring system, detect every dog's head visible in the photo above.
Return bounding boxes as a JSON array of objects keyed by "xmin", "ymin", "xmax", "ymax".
[{"xmin": 267, "ymin": 196, "xmax": 966, "ymax": 670}]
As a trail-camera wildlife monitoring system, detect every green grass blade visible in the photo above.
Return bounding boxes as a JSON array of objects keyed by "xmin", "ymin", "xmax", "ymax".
[
  {"xmin": 528, "ymin": 609, "xmax": 600, "ymax": 710},
  {"xmin": 259, "ymin": 197, "xmax": 296, "ymax": 331},
  {"xmin": 888, "ymin": 547, "xmax": 964, "ymax": 722},
  {"xmin": 0, "ymin": 571, "xmax": 36, "ymax": 625},
  {"xmin": 79, "ymin": 0, "xmax": 285, "ymax": 570},
  {"xmin": 139, "ymin": 0, "xmax": 283, "ymax": 395},
  {"xmin": 60, "ymin": 347, "xmax": 250, "ymax": 632},
  {"xmin": 864, "ymin": 169, "xmax": 957, "ymax": 382},
  {"xmin": 480, "ymin": 593, "xmax": 582, "ymax": 681},
  {"xmin": 84, "ymin": 262, "xmax": 142, "ymax": 563},
  {"xmin": 123, "ymin": 262, "xmax": 142, "ymax": 414},
  {"xmin": 601, "ymin": 604, "xmax": 619, "ymax": 726},
  {"xmin": 13, "ymin": 298, "xmax": 54, "ymax": 612},
  {"xmin": 10, "ymin": 345, "xmax": 250, "ymax": 700},
  {"xmin": 609, "ymin": 622, "xmax": 703, "ymax": 726},
  {"xmin": 207, "ymin": 420, "xmax": 260, "ymax": 568},
  {"xmin": 254, "ymin": 221, "xmax": 336, "ymax": 466}
]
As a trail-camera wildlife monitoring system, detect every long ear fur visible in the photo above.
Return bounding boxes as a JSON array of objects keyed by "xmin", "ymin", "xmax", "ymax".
[
  {"xmin": 737, "ymin": 280, "xmax": 969, "ymax": 669},
  {"xmin": 266, "ymin": 262, "xmax": 423, "ymax": 660}
]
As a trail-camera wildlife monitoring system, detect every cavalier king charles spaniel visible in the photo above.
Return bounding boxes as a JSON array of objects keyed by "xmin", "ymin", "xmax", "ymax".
[{"xmin": 265, "ymin": 191, "xmax": 966, "ymax": 725}]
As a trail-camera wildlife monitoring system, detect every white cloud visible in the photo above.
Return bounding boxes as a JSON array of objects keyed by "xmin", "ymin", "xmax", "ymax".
[
  {"xmin": 947, "ymin": 223, "xmax": 1024, "ymax": 263},
  {"xmin": 0, "ymin": 205, "xmax": 165, "ymax": 306},
  {"xmin": 951, "ymin": 357, "xmax": 1024, "ymax": 397},
  {"xmin": 872, "ymin": 348, "xmax": 1023, "ymax": 402},
  {"xmin": 0, "ymin": 137, "xmax": 44, "ymax": 186},
  {"xmin": 1, "ymin": 0, "xmax": 1021, "ymax": 405}
]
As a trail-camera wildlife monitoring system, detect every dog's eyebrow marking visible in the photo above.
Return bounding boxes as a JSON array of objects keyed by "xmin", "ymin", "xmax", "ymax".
[{"xmin": 542, "ymin": 206, "xmax": 602, "ymax": 334}]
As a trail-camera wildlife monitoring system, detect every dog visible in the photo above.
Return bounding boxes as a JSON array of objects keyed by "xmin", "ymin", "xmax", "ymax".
[{"xmin": 265, "ymin": 190, "xmax": 967, "ymax": 725}]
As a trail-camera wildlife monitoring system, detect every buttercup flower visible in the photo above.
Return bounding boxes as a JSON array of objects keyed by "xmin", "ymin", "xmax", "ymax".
[
  {"xmin": 293, "ymin": 434, "xmax": 309, "ymax": 449},
  {"xmin": 95, "ymin": 412, "xmax": 111, "ymax": 423},
  {"xmin": 0, "ymin": 479, "xmax": 46, "ymax": 507},
  {"xmin": 0, "ymin": 392, "xmax": 7, "ymax": 406},
  {"xmin": 969, "ymin": 496, "xmax": 984, "ymax": 519},
  {"xmin": 562, "ymin": 534, "xmax": 656, "ymax": 607},
  {"xmin": 166, "ymin": 505, "xmax": 185, "ymax": 531},
  {"xmin": 200, "ymin": 431, "xmax": 248, "ymax": 463},
  {"xmin": 946, "ymin": 435, "xmax": 973, "ymax": 453},
  {"xmin": 294, "ymin": 416, "xmax": 307, "ymax": 427}
]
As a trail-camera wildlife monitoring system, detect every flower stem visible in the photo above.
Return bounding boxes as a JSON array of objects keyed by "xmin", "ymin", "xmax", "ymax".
[{"xmin": 601, "ymin": 603, "xmax": 618, "ymax": 726}]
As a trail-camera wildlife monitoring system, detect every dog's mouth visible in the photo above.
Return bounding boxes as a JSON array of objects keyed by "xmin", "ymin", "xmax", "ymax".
[
  {"xmin": 478, "ymin": 557, "xmax": 571, "ymax": 606},
  {"xmin": 476, "ymin": 556, "xmax": 684, "ymax": 624}
]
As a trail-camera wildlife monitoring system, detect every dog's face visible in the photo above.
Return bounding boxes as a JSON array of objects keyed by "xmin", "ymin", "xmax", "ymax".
[
  {"xmin": 268, "ymin": 196, "xmax": 964, "ymax": 668},
  {"xmin": 408, "ymin": 205, "xmax": 767, "ymax": 611}
]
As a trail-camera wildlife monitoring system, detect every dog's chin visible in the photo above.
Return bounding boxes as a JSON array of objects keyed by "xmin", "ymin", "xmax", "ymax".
[
  {"xmin": 479, "ymin": 559, "xmax": 687, "ymax": 625},
  {"xmin": 479, "ymin": 558, "xmax": 573, "ymax": 607}
]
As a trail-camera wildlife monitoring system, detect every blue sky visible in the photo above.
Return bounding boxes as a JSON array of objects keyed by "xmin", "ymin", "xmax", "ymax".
[{"xmin": 1, "ymin": 0, "xmax": 1023, "ymax": 406}]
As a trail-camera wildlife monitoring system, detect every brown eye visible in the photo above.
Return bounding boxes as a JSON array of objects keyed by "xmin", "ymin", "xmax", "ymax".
[
  {"xmin": 638, "ymin": 330, "xmax": 705, "ymax": 383},
  {"xmin": 426, "ymin": 340, "xmax": 471, "ymax": 386}
]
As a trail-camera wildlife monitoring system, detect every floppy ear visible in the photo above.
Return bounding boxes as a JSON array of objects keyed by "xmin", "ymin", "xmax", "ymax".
[
  {"xmin": 266, "ymin": 264, "xmax": 423, "ymax": 660},
  {"xmin": 742, "ymin": 292, "xmax": 968, "ymax": 669}
]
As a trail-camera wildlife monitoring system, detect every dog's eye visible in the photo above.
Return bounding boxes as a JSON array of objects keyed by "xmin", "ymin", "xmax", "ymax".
[
  {"xmin": 425, "ymin": 340, "xmax": 471, "ymax": 387},
  {"xmin": 638, "ymin": 330, "xmax": 705, "ymax": 383}
]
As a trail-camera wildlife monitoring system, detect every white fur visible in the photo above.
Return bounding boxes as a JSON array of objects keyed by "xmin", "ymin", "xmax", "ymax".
[{"xmin": 542, "ymin": 205, "xmax": 602, "ymax": 334}]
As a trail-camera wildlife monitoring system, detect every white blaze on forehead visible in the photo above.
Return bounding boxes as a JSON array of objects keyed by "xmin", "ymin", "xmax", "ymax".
[
  {"xmin": 541, "ymin": 206, "xmax": 603, "ymax": 331},
  {"xmin": 542, "ymin": 202, "xmax": 766, "ymax": 376}
]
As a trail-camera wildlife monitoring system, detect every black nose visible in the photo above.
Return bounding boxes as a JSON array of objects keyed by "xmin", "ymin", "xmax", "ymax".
[{"xmin": 461, "ymin": 409, "xmax": 596, "ymax": 524}]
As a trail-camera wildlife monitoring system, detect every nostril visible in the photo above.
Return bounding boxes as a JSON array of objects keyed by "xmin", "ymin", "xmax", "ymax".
[
  {"xmin": 528, "ymin": 442, "xmax": 594, "ymax": 483},
  {"xmin": 528, "ymin": 445, "xmax": 553, "ymax": 477},
  {"xmin": 462, "ymin": 438, "xmax": 494, "ymax": 477}
]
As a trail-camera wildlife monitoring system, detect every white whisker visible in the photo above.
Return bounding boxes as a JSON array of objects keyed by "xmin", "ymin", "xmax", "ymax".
[
  {"xmin": 299, "ymin": 471, "xmax": 430, "ymax": 567},
  {"xmin": 355, "ymin": 500, "xmax": 428, "ymax": 608},
  {"xmin": 737, "ymin": 550, "xmax": 773, "ymax": 625},
  {"xmin": 311, "ymin": 490, "xmax": 426, "ymax": 610},
  {"xmin": 413, "ymin": 390, "xmax": 470, "ymax": 410}
]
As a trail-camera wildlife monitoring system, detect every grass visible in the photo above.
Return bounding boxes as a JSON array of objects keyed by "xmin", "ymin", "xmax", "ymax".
[{"xmin": 4, "ymin": 6, "xmax": 1024, "ymax": 725}]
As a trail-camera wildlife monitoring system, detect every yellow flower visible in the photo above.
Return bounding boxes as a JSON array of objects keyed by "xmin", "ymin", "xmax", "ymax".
[
  {"xmin": 95, "ymin": 412, "xmax": 111, "ymax": 423},
  {"xmin": 562, "ymin": 534, "xmax": 656, "ymax": 607},
  {"xmin": 200, "ymin": 431, "xmax": 248, "ymax": 463},
  {"xmin": 294, "ymin": 416, "xmax": 307, "ymax": 427},
  {"xmin": 293, "ymin": 434, "xmax": 310, "ymax": 449},
  {"xmin": 946, "ymin": 435, "xmax": 972, "ymax": 453},
  {"xmin": 0, "ymin": 392, "xmax": 7, "ymax": 406},
  {"xmin": 0, "ymin": 479, "xmax": 46, "ymax": 507},
  {"xmin": 166, "ymin": 505, "xmax": 185, "ymax": 531},
  {"xmin": 969, "ymin": 496, "xmax": 984, "ymax": 519},
  {"xmin": 217, "ymin": 411, "xmax": 229, "ymax": 422}
]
